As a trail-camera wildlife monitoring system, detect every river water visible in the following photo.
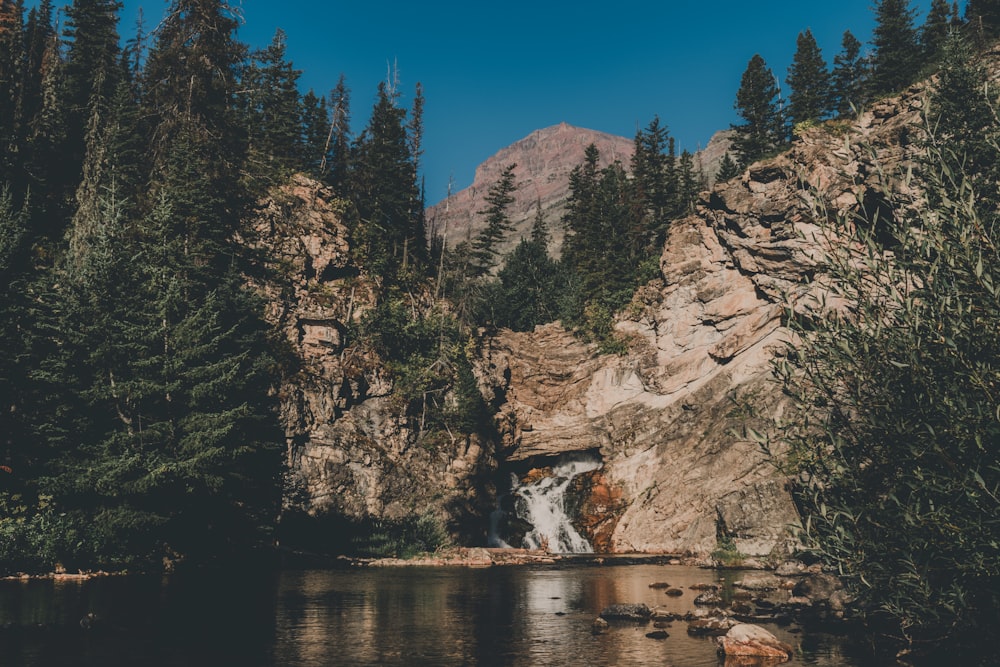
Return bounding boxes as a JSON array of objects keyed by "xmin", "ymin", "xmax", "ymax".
[{"xmin": 0, "ymin": 563, "xmax": 875, "ymax": 666}]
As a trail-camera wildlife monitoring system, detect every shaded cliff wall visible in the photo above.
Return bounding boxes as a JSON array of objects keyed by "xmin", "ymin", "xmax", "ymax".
[{"xmin": 251, "ymin": 176, "xmax": 496, "ymax": 541}]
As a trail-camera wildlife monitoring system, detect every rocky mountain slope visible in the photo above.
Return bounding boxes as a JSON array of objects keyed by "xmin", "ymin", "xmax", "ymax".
[
  {"xmin": 477, "ymin": 89, "xmax": 926, "ymax": 558},
  {"xmin": 425, "ymin": 123, "xmax": 733, "ymax": 261},
  {"xmin": 426, "ymin": 123, "xmax": 633, "ymax": 258}
]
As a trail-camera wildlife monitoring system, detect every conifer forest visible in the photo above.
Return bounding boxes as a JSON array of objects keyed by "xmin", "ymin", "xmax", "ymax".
[{"xmin": 0, "ymin": 0, "xmax": 999, "ymax": 663}]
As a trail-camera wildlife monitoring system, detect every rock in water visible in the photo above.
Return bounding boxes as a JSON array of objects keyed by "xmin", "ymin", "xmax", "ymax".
[
  {"xmin": 716, "ymin": 623, "xmax": 794, "ymax": 661},
  {"xmin": 599, "ymin": 603, "xmax": 652, "ymax": 622}
]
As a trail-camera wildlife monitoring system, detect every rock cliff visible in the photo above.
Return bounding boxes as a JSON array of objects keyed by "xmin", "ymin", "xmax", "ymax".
[
  {"xmin": 251, "ymin": 176, "xmax": 495, "ymax": 541},
  {"xmin": 478, "ymin": 86, "xmax": 926, "ymax": 558},
  {"xmin": 254, "ymin": 80, "xmax": 928, "ymax": 558}
]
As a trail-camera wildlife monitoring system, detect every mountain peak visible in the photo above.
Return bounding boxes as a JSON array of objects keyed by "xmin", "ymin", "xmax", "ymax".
[{"xmin": 428, "ymin": 125, "xmax": 635, "ymax": 257}]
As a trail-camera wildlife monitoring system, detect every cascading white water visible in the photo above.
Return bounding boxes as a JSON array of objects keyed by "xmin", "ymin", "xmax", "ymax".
[{"xmin": 511, "ymin": 454, "xmax": 601, "ymax": 553}]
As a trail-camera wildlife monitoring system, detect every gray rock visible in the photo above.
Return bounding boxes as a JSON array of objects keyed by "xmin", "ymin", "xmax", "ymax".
[{"xmin": 599, "ymin": 603, "xmax": 652, "ymax": 622}]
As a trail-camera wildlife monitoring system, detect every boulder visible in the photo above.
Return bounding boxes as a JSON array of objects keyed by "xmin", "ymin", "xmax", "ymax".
[
  {"xmin": 591, "ymin": 617, "xmax": 609, "ymax": 635},
  {"xmin": 694, "ymin": 591, "xmax": 723, "ymax": 606},
  {"xmin": 792, "ymin": 572, "xmax": 843, "ymax": 602},
  {"xmin": 599, "ymin": 603, "xmax": 652, "ymax": 622},
  {"xmin": 716, "ymin": 623, "xmax": 794, "ymax": 661}
]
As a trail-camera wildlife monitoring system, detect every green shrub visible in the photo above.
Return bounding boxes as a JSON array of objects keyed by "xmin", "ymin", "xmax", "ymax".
[{"xmin": 774, "ymin": 146, "xmax": 1000, "ymax": 658}]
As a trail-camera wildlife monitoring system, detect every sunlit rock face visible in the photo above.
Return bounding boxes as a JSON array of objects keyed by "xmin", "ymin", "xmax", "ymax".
[{"xmin": 477, "ymin": 85, "xmax": 927, "ymax": 558}]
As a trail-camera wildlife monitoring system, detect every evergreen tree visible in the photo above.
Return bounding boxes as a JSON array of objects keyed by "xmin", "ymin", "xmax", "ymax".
[
  {"xmin": 72, "ymin": 0, "xmax": 286, "ymax": 561},
  {"xmin": 871, "ymin": 0, "xmax": 920, "ymax": 96},
  {"xmin": 631, "ymin": 116, "xmax": 674, "ymax": 243},
  {"xmin": 928, "ymin": 32, "xmax": 999, "ymax": 205},
  {"xmin": 922, "ymin": 0, "xmax": 953, "ymax": 62},
  {"xmin": 676, "ymin": 149, "xmax": 702, "ymax": 213},
  {"xmin": 62, "ymin": 0, "xmax": 123, "ymax": 131},
  {"xmin": 243, "ymin": 28, "xmax": 302, "ymax": 180},
  {"xmin": 326, "ymin": 74, "xmax": 351, "ymax": 192},
  {"xmin": 831, "ymin": 30, "xmax": 870, "ymax": 116},
  {"xmin": 300, "ymin": 89, "xmax": 330, "ymax": 178},
  {"xmin": 732, "ymin": 54, "xmax": 785, "ymax": 166},
  {"xmin": 350, "ymin": 81, "xmax": 425, "ymax": 282},
  {"xmin": 0, "ymin": 186, "xmax": 30, "ymax": 481},
  {"xmin": 471, "ymin": 163, "xmax": 518, "ymax": 276},
  {"xmin": 966, "ymin": 0, "xmax": 1000, "ymax": 37},
  {"xmin": 493, "ymin": 232, "xmax": 558, "ymax": 331},
  {"xmin": 0, "ymin": 0, "xmax": 24, "ymax": 186},
  {"xmin": 716, "ymin": 151, "xmax": 742, "ymax": 182},
  {"xmin": 787, "ymin": 29, "xmax": 831, "ymax": 127}
]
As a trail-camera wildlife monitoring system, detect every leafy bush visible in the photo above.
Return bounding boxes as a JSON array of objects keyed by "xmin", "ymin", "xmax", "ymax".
[{"xmin": 774, "ymin": 146, "xmax": 1000, "ymax": 658}]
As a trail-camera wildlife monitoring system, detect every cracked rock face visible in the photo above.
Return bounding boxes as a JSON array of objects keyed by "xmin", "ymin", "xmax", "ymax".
[
  {"xmin": 478, "ymin": 88, "xmax": 926, "ymax": 557},
  {"xmin": 252, "ymin": 175, "xmax": 496, "ymax": 539}
]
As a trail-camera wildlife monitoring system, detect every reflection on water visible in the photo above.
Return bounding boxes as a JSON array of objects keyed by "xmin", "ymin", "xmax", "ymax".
[{"xmin": 0, "ymin": 564, "xmax": 873, "ymax": 666}]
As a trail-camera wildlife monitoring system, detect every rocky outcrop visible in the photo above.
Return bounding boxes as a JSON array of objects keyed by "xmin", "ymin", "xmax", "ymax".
[
  {"xmin": 426, "ymin": 123, "xmax": 634, "ymax": 260},
  {"xmin": 251, "ymin": 175, "xmax": 495, "ymax": 539},
  {"xmin": 479, "ymin": 85, "xmax": 928, "ymax": 557}
]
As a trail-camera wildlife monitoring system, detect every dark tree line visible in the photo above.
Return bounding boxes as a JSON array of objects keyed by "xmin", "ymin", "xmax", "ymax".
[{"xmin": 0, "ymin": 0, "xmax": 432, "ymax": 572}]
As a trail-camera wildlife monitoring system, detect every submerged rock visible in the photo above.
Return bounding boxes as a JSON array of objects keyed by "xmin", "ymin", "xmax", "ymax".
[{"xmin": 599, "ymin": 603, "xmax": 652, "ymax": 622}]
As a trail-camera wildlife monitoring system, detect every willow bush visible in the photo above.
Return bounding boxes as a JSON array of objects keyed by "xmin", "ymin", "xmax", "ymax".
[{"xmin": 774, "ymin": 147, "xmax": 999, "ymax": 660}]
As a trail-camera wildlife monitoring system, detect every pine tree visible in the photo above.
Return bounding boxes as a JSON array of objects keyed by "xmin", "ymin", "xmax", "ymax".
[
  {"xmin": 350, "ymin": 81, "xmax": 425, "ymax": 282},
  {"xmin": 300, "ymin": 89, "xmax": 330, "ymax": 178},
  {"xmin": 716, "ymin": 152, "xmax": 741, "ymax": 182},
  {"xmin": 0, "ymin": 186, "xmax": 30, "ymax": 481},
  {"xmin": 871, "ymin": 0, "xmax": 920, "ymax": 96},
  {"xmin": 471, "ymin": 163, "xmax": 518, "ymax": 276},
  {"xmin": 62, "ymin": 0, "xmax": 123, "ymax": 129},
  {"xmin": 787, "ymin": 29, "xmax": 831, "ymax": 127},
  {"xmin": 243, "ymin": 28, "xmax": 302, "ymax": 180},
  {"xmin": 493, "ymin": 231, "xmax": 558, "ymax": 331},
  {"xmin": 631, "ymin": 116, "xmax": 673, "ymax": 242},
  {"xmin": 80, "ymin": 0, "xmax": 285, "ymax": 560},
  {"xmin": 326, "ymin": 74, "xmax": 351, "ymax": 192},
  {"xmin": 676, "ymin": 149, "xmax": 702, "ymax": 213},
  {"xmin": 732, "ymin": 54, "xmax": 785, "ymax": 166},
  {"xmin": 922, "ymin": 0, "xmax": 953, "ymax": 62},
  {"xmin": 966, "ymin": 0, "xmax": 1000, "ymax": 37},
  {"xmin": 928, "ymin": 32, "xmax": 999, "ymax": 205},
  {"xmin": 831, "ymin": 30, "xmax": 870, "ymax": 116}
]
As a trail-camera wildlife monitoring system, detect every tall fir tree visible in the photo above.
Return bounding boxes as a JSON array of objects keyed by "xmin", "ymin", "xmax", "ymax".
[
  {"xmin": 68, "ymin": 0, "xmax": 287, "ymax": 561},
  {"xmin": 471, "ymin": 163, "xmax": 518, "ymax": 277},
  {"xmin": 922, "ymin": 0, "xmax": 953, "ymax": 62},
  {"xmin": 787, "ymin": 29, "xmax": 832, "ymax": 127},
  {"xmin": 831, "ymin": 30, "xmax": 870, "ymax": 116},
  {"xmin": 631, "ymin": 115, "xmax": 674, "ymax": 244},
  {"xmin": 966, "ymin": 0, "xmax": 1000, "ymax": 37},
  {"xmin": 871, "ymin": 0, "xmax": 920, "ymax": 96},
  {"xmin": 300, "ymin": 89, "xmax": 331, "ymax": 179},
  {"xmin": 349, "ymin": 81, "xmax": 425, "ymax": 283},
  {"xmin": 732, "ymin": 54, "xmax": 785, "ymax": 166},
  {"xmin": 326, "ymin": 74, "xmax": 351, "ymax": 192},
  {"xmin": 242, "ymin": 28, "xmax": 303, "ymax": 181}
]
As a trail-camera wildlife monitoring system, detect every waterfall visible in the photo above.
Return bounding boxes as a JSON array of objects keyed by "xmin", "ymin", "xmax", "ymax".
[{"xmin": 510, "ymin": 454, "xmax": 601, "ymax": 554}]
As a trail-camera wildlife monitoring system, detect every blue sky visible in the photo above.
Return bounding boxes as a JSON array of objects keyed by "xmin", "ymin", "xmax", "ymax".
[{"xmin": 51, "ymin": 1, "xmax": 954, "ymax": 204}]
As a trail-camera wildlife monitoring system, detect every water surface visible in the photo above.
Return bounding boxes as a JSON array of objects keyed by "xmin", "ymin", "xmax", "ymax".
[{"xmin": 0, "ymin": 563, "xmax": 873, "ymax": 666}]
